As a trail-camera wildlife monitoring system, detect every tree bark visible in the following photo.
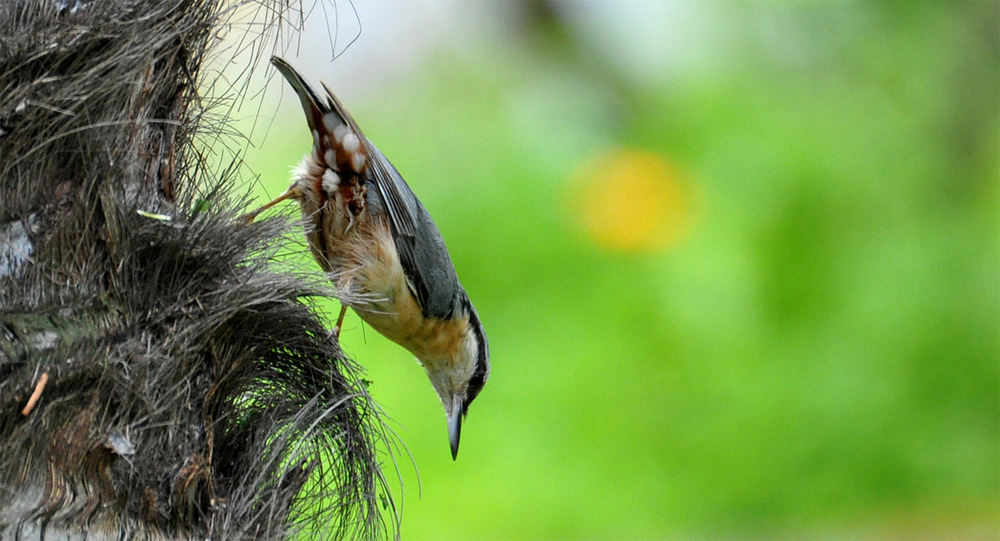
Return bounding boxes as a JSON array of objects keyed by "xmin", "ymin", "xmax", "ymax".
[{"xmin": 0, "ymin": 1, "xmax": 393, "ymax": 539}]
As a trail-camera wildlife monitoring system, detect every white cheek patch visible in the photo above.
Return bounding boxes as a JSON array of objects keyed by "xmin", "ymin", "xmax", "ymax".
[
  {"xmin": 462, "ymin": 330, "xmax": 480, "ymax": 380},
  {"xmin": 322, "ymin": 169, "xmax": 340, "ymax": 193}
]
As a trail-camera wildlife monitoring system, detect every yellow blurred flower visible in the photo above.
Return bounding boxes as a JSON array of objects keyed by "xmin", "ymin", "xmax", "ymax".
[{"xmin": 568, "ymin": 148, "xmax": 694, "ymax": 252}]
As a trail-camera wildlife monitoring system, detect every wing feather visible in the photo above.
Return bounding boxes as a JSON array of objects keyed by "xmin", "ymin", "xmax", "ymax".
[{"xmin": 364, "ymin": 144, "xmax": 462, "ymax": 319}]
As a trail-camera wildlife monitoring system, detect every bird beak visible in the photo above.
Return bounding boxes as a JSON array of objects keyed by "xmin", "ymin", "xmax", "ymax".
[{"xmin": 447, "ymin": 394, "xmax": 463, "ymax": 460}]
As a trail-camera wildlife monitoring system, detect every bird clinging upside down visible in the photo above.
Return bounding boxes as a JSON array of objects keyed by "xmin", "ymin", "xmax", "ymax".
[{"xmin": 247, "ymin": 56, "xmax": 490, "ymax": 460}]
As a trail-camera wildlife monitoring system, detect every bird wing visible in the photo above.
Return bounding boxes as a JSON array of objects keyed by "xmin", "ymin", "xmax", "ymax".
[{"xmin": 364, "ymin": 143, "xmax": 462, "ymax": 320}]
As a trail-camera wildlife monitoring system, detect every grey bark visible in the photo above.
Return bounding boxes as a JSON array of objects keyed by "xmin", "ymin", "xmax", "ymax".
[{"xmin": 0, "ymin": 1, "xmax": 395, "ymax": 539}]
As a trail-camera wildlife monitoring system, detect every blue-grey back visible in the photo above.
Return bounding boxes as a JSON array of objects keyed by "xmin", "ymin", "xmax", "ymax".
[{"xmin": 365, "ymin": 143, "xmax": 465, "ymax": 320}]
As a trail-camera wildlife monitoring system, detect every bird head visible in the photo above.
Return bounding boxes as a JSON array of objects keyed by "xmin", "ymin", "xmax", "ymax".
[{"xmin": 422, "ymin": 297, "xmax": 489, "ymax": 460}]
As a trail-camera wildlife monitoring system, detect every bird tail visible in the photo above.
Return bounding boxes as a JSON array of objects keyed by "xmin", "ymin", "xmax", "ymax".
[{"xmin": 270, "ymin": 56, "xmax": 368, "ymax": 176}]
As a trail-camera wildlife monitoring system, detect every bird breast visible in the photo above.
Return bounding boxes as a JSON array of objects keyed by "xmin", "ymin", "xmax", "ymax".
[{"xmin": 347, "ymin": 218, "xmax": 473, "ymax": 374}]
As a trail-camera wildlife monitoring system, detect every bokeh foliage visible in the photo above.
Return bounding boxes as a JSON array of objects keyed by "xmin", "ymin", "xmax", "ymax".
[{"xmin": 244, "ymin": 2, "xmax": 997, "ymax": 539}]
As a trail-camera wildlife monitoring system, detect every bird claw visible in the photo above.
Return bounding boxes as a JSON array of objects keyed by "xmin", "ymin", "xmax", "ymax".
[{"xmin": 242, "ymin": 209, "xmax": 261, "ymax": 224}]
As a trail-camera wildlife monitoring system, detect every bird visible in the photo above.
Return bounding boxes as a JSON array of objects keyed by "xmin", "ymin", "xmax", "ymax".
[{"xmin": 246, "ymin": 56, "xmax": 489, "ymax": 460}]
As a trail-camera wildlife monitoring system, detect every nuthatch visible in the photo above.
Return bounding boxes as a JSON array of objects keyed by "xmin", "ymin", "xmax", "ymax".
[{"xmin": 248, "ymin": 57, "xmax": 489, "ymax": 460}]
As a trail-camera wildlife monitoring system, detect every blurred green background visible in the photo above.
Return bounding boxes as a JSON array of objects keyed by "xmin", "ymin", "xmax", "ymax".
[{"xmin": 234, "ymin": 1, "xmax": 998, "ymax": 539}]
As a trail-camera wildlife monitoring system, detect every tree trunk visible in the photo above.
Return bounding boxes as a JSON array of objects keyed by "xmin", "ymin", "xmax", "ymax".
[{"xmin": 0, "ymin": 1, "xmax": 394, "ymax": 539}]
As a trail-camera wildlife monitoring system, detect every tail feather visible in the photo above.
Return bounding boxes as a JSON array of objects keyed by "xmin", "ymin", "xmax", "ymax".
[{"xmin": 271, "ymin": 56, "xmax": 368, "ymax": 176}]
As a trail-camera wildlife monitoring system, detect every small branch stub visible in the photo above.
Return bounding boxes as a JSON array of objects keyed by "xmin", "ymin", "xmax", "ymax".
[{"xmin": 21, "ymin": 372, "xmax": 48, "ymax": 416}]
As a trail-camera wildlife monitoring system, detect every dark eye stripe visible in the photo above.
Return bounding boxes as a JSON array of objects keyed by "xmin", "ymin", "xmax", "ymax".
[{"xmin": 463, "ymin": 297, "xmax": 489, "ymax": 414}]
